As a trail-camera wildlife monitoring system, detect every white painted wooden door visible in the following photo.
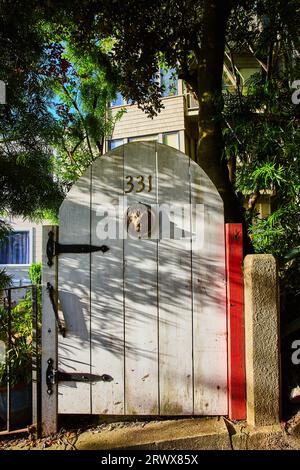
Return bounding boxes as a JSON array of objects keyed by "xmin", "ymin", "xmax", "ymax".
[{"xmin": 57, "ymin": 142, "xmax": 227, "ymax": 415}]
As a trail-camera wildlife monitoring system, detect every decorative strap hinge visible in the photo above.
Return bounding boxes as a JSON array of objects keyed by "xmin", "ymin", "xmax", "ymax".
[
  {"xmin": 46, "ymin": 358, "xmax": 113, "ymax": 395},
  {"xmin": 47, "ymin": 230, "xmax": 109, "ymax": 267},
  {"xmin": 46, "ymin": 282, "xmax": 66, "ymax": 337}
]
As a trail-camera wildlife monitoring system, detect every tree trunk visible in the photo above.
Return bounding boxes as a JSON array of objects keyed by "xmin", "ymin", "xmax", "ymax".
[{"xmin": 196, "ymin": 0, "xmax": 242, "ymax": 223}]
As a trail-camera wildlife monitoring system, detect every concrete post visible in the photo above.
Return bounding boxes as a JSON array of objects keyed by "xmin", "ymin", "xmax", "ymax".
[{"xmin": 244, "ymin": 254, "xmax": 281, "ymax": 427}]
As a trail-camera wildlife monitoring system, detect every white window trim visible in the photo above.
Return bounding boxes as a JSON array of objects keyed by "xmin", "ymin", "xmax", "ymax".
[
  {"xmin": 108, "ymin": 137, "xmax": 126, "ymax": 151},
  {"xmin": 0, "ymin": 227, "xmax": 33, "ymax": 268},
  {"xmin": 128, "ymin": 134, "xmax": 159, "ymax": 142},
  {"xmin": 162, "ymin": 131, "xmax": 180, "ymax": 150}
]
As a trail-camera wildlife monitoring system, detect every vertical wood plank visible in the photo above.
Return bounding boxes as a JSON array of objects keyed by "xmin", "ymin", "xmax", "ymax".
[
  {"xmin": 91, "ymin": 147, "xmax": 125, "ymax": 414},
  {"xmin": 53, "ymin": 142, "xmax": 229, "ymax": 418},
  {"xmin": 124, "ymin": 142, "xmax": 159, "ymax": 414},
  {"xmin": 226, "ymin": 223, "xmax": 246, "ymax": 420},
  {"xmin": 157, "ymin": 144, "xmax": 193, "ymax": 415},
  {"xmin": 57, "ymin": 168, "xmax": 91, "ymax": 414},
  {"xmin": 41, "ymin": 225, "xmax": 58, "ymax": 436},
  {"xmin": 191, "ymin": 162, "xmax": 228, "ymax": 415}
]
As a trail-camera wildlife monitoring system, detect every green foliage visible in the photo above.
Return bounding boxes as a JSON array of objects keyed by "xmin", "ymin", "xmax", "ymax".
[
  {"xmin": 252, "ymin": 163, "xmax": 286, "ymax": 189},
  {"xmin": 249, "ymin": 206, "xmax": 299, "ymax": 258},
  {"xmin": 0, "ymin": 221, "xmax": 12, "ymax": 290},
  {"xmin": 224, "ymin": 74, "xmax": 300, "ymax": 260},
  {"xmin": 0, "ymin": 269, "xmax": 12, "ymax": 291},
  {"xmin": 44, "ymin": 42, "xmax": 124, "ymax": 184},
  {"xmin": 1, "ymin": 0, "xmax": 125, "ymax": 217},
  {"xmin": 0, "ymin": 0, "xmax": 64, "ymax": 219},
  {"xmin": 28, "ymin": 263, "xmax": 42, "ymax": 286},
  {"xmin": 223, "ymin": 32, "xmax": 300, "ymax": 317},
  {"xmin": 0, "ymin": 1, "xmax": 299, "ymax": 318},
  {"xmin": 0, "ymin": 296, "xmax": 33, "ymax": 387},
  {"xmin": 0, "ymin": 270, "xmax": 42, "ymax": 387},
  {"xmin": 40, "ymin": 0, "xmax": 208, "ymax": 116},
  {"xmin": 0, "ymin": 220, "xmax": 11, "ymax": 240}
]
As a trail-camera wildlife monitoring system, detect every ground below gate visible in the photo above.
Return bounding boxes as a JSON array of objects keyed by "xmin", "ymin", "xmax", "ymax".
[{"xmin": 2, "ymin": 416, "xmax": 300, "ymax": 450}]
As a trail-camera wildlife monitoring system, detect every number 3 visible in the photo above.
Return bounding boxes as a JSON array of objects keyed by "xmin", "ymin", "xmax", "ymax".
[{"xmin": 125, "ymin": 175, "xmax": 134, "ymax": 193}]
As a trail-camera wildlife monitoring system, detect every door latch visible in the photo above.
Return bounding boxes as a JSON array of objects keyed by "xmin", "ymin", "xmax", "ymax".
[{"xmin": 46, "ymin": 358, "xmax": 113, "ymax": 395}]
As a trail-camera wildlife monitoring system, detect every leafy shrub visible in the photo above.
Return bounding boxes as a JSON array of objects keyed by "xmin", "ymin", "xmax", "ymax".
[
  {"xmin": 28, "ymin": 262, "xmax": 42, "ymax": 286},
  {"xmin": 0, "ymin": 269, "xmax": 12, "ymax": 291},
  {"xmin": 0, "ymin": 297, "xmax": 32, "ymax": 388}
]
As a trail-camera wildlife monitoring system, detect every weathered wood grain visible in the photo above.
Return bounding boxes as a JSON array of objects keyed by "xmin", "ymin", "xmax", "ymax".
[
  {"xmin": 124, "ymin": 142, "xmax": 159, "ymax": 414},
  {"xmin": 51, "ymin": 142, "xmax": 227, "ymax": 417},
  {"xmin": 57, "ymin": 168, "xmax": 92, "ymax": 413},
  {"xmin": 91, "ymin": 147, "xmax": 124, "ymax": 414},
  {"xmin": 191, "ymin": 161, "xmax": 228, "ymax": 415},
  {"xmin": 157, "ymin": 145, "xmax": 193, "ymax": 414}
]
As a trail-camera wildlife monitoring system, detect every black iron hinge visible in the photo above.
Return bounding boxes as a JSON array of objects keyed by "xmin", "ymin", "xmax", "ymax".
[
  {"xmin": 47, "ymin": 230, "xmax": 109, "ymax": 267},
  {"xmin": 46, "ymin": 282, "xmax": 66, "ymax": 337},
  {"xmin": 46, "ymin": 358, "xmax": 113, "ymax": 395}
]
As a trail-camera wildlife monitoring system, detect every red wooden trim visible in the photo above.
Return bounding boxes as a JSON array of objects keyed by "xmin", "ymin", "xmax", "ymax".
[{"xmin": 226, "ymin": 223, "xmax": 246, "ymax": 420}]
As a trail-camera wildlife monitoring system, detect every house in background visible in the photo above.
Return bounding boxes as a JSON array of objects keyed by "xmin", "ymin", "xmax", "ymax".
[
  {"xmin": 106, "ymin": 68, "xmax": 197, "ymax": 157},
  {"xmin": 0, "ymin": 216, "xmax": 46, "ymax": 286},
  {"xmin": 106, "ymin": 59, "xmax": 271, "ymax": 218},
  {"xmin": 1, "ymin": 56, "xmax": 270, "ymax": 278},
  {"xmin": 106, "ymin": 55, "xmax": 262, "ymax": 157}
]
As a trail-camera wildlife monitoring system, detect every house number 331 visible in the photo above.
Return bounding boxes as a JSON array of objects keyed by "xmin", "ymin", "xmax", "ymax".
[{"xmin": 125, "ymin": 175, "xmax": 152, "ymax": 193}]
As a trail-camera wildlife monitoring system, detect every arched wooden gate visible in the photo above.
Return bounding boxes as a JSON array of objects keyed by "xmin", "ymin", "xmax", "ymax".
[{"xmin": 43, "ymin": 142, "xmax": 227, "ymax": 422}]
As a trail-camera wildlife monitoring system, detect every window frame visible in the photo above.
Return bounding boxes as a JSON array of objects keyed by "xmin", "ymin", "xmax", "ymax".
[
  {"xmin": 108, "ymin": 138, "xmax": 126, "ymax": 150},
  {"xmin": 162, "ymin": 131, "xmax": 180, "ymax": 150},
  {"xmin": 128, "ymin": 134, "xmax": 159, "ymax": 142},
  {"xmin": 0, "ymin": 227, "xmax": 33, "ymax": 268}
]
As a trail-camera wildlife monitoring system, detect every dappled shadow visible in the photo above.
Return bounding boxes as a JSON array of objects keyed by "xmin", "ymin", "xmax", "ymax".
[{"xmin": 56, "ymin": 142, "xmax": 227, "ymax": 415}]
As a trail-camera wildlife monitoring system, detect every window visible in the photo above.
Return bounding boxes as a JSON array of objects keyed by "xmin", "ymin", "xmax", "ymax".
[
  {"xmin": 129, "ymin": 134, "xmax": 158, "ymax": 142},
  {"xmin": 110, "ymin": 92, "xmax": 136, "ymax": 107},
  {"xmin": 110, "ymin": 92, "xmax": 124, "ymax": 107},
  {"xmin": 160, "ymin": 68, "xmax": 178, "ymax": 97},
  {"xmin": 108, "ymin": 138, "xmax": 125, "ymax": 150},
  {"xmin": 162, "ymin": 132, "xmax": 180, "ymax": 150},
  {"xmin": 0, "ymin": 231, "xmax": 30, "ymax": 265}
]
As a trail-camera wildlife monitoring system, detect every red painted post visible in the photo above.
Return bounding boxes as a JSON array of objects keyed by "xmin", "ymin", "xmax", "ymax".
[{"xmin": 225, "ymin": 223, "xmax": 246, "ymax": 420}]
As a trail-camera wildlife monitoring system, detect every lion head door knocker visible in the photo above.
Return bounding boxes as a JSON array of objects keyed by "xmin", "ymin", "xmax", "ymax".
[{"xmin": 126, "ymin": 203, "xmax": 157, "ymax": 239}]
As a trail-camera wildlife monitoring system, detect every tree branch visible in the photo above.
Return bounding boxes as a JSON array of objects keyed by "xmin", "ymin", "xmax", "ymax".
[{"xmin": 61, "ymin": 83, "xmax": 95, "ymax": 160}]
